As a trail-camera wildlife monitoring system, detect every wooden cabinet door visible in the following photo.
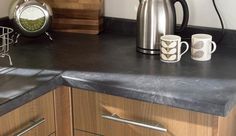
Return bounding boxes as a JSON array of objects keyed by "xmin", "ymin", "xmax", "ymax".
[
  {"xmin": 72, "ymin": 88, "xmax": 102, "ymax": 135},
  {"xmin": 0, "ymin": 92, "xmax": 55, "ymax": 136},
  {"xmin": 53, "ymin": 87, "xmax": 74, "ymax": 136}
]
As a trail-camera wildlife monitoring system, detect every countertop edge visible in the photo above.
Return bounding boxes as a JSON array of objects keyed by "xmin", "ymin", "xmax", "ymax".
[
  {"xmin": 62, "ymin": 76, "xmax": 226, "ymax": 116},
  {"xmin": 0, "ymin": 72, "xmax": 230, "ymax": 117},
  {"xmin": 0, "ymin": 75, "xmax": 63, "ymax": 116}
]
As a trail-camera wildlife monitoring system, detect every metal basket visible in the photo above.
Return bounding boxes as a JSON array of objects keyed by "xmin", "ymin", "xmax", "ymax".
[{"xmin": 0, "ymin": 26, "xmax": 14, "ymax": 66}]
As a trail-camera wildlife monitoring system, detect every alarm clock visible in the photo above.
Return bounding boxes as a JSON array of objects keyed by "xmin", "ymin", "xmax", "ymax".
[{"xmin": 9, "ymin": 0, "xmax": 53, "ymax": 42}]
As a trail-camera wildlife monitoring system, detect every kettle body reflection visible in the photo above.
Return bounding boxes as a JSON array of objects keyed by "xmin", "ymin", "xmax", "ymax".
[{"xmin": 137, "ymin": 0, "xmax": 189, "ymax": 54}]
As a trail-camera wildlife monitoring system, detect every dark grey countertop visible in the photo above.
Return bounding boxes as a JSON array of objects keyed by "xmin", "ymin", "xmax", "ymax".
[{"xmin": 0, "ymin": 32, "xmax": 236, "ymax": 117}]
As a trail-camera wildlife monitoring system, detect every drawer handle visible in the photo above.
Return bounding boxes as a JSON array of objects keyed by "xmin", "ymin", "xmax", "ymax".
[
  {"xmin": 13, "ymin": 118, "xmax": 46, "ymax": 136},
  {"xmin": 102, "ymin": 114, "xmax": 167, "ymax": 132}
]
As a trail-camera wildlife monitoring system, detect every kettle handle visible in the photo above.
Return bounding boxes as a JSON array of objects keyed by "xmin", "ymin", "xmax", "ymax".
[{"xmin": 173, "ymin": 0, "xmax": 189, "ymax": 33}]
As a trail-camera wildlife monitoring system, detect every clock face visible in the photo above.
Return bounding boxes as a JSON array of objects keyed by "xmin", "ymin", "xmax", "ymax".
[{"xmin": 19, "ymin": 6, "xmax": 46, "ymax": 32}]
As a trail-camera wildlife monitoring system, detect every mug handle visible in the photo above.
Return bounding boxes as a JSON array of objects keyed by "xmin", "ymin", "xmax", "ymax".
[
  {"xmin": 180, "ymin": 41, "xmax": 189, "ymax": 56},
  {"xmin": 211, "ymin": 41, "xmax": 217, "ymax": 53}
]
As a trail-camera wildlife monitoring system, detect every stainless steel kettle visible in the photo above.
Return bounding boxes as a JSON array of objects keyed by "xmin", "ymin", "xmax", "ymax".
[{"xmin": 137, "ymin": 0, "xmax": 189, "ymax": 54}]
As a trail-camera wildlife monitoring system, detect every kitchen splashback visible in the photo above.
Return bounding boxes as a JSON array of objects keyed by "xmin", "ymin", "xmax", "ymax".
[
  {"xmin": 104, "ymin": 17, "xmax": 236, "ymax": 48},
  {"xmin": 104, "ymin": 0, "xmax": 235, "ymax": 30}
]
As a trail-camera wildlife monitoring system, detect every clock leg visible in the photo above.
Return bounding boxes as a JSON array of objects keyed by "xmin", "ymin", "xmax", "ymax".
[{"xmin": 45, "ymin": 32, "xmax": 53, "ymax": 41}]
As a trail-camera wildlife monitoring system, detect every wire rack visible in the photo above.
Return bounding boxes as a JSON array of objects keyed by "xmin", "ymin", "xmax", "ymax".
[{"xmin": 0, "ymin": 26, "xmax": 14, "ymax": 66}]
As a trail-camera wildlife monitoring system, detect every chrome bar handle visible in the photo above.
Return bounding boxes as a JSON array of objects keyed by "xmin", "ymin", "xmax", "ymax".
[
  {"xmin": 13, "ymin": 118, "xmax": 46, "ymax": 136},
  {"xmin": 102, "ymin": 114, "xmax": 167, "ymax": 132}
]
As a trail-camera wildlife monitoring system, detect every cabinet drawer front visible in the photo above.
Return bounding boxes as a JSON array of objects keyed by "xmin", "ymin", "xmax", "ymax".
[
  {"xmin": 74, "ymin": 130, "xmax": 100, "ymax": 136},
  {"xmin": 72, "ymin": 88, "xmax": 218, "ymax": 136},
  {"xmin": 100, "ymin": 93, "xmax": 217, "ymax": 136},
  {"xmin": 0, "ymin": 92, "xmax": 55, "ymax": 136}
]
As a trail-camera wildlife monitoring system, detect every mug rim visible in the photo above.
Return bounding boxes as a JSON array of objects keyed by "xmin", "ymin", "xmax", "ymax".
[
  {"xmin": 192, "ymin": 34, "xmax": 212, "ymax": 39},
  {"xmin": 161, "ymin": 35, "xmax": 181, "ymax": 41}
]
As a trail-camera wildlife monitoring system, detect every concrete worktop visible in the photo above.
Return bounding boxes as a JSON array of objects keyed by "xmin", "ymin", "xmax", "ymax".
[{"xmin": 0, "ymin": 32, "xmax": 236, "ymax": 116}]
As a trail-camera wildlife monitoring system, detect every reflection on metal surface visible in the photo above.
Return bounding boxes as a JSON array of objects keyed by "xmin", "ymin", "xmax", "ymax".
[
  {"xmin": 137, "ymin": 0, "xmax": 189, "ymax": 55},
  {"xmin": 102, "ymin": 114, "xmax": 167, "ymax": 132},
  {"xmin": 9, "ymin": 0, "xmax": 53, "ymax": 39},
  {"xmin": 13, "ymin": 118, "xmax": 45, "ymax": 136},
  {"xmin": 0, "ymin": 26, "xmax": 14, "ymax": 66}
]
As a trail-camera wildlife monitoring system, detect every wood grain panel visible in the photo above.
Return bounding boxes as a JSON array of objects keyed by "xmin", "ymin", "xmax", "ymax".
[
  {"xmin": 46, "ymin": 0, "xmax": 103, "ymax": 5},
  {"xmin": 52, "ymin": 9, "xmax": 102, "ymax": 19},
  {"xmin": 53, "ymin": 18, "xmax": 102, "ymax": 25},
  {"xmin": 48, "ymin": 3, "xmax": 103, "ymax": 10},
  {"xmin": 74, "ymin": 130, "xmax": 100, "ymax": 136},
  {"xmin": 52, "ymin": 18, "xmax": 102, "ymax": 29},
  {"xmin": 100, "ymin": 94, "xmax": 218, "ymax": 136},
  {"xmin": 72, "ymin": 88, "xmax": 236, "ymax": 136},
  {"xmin": 52, "ymin": 29, "xmax": 101, "ymax": 35},
  {"xmin": 52, "ymin": 18, "xmax": 103, "ymax": 34},
  {"xmin": 45, "ymin": 0, "xmax": 103, "ymax": 34},
  {"xmin": 53, "ymin": 24, "xmax": 99, "ymax": 31},
  {"xmin": 72, "ymin": 88, "xmax": 102, "ymax": 134},
  {"xmin": 54, "ymin": 86, "xmax": 74, "ymax": 136},
  {"xmin": 49, "ymin": 132, "xmax": 56, "ymax": 136},
  {"xmin": 0, "ymin": 92, "xmax": 55, "ymax": 136},
  {"xmin": 217, "ymin": 107, "xmax": 236, "ymax": 136}
]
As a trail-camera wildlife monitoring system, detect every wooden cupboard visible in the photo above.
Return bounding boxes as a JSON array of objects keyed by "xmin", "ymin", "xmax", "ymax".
[
  {"xmin": 0, "ymin": 87, "xmax": 235, "ymax": 136},
  {"xmin": 0, "ymin": 92, "xmax": 55, "ymax": 136},
  {"xmin": 72, "ymin": 88, "xmax": 236, "ymax": 136}
]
